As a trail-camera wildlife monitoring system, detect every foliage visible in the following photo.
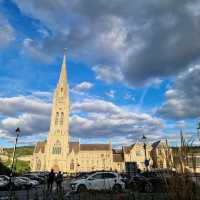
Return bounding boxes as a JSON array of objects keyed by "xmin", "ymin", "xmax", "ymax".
[
  {"xmin": 0, "ymin": 161, "xmax": 10, "ymax": 175},
  {"xmin": 1, "ymin": 158, "xmax": 30, "ymax": 175},
  {"xmin": 5, "ymin": 146, "xmax": 34, "ymax": 157}
]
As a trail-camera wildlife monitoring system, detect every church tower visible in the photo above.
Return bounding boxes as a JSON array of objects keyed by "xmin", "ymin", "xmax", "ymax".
[{"xmin": 45, "ymin": 50, "xmax": 70, "ymax": 172}]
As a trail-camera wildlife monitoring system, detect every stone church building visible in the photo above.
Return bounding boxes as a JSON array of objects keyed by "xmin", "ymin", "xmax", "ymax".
[{"xmin": 31, "ymin": 52, "xmax": 171, "ymax": 173}]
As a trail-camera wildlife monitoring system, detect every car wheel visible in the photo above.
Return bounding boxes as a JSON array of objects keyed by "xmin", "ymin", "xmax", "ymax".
[
  {"xmin": 77, "ymin": 185, "xmax": 87, "ymax": 193},
  {"xmin": 144, "ymin": 183, "xmax": 153, "ymax": 193},
  {"xmin": 112, "ymin": 184, "xmax": 122, "ymax": 193}
]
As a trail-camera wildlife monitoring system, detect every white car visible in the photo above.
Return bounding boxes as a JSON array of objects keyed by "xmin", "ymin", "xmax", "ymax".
[{"xmin": 70, "ymin": 171, "xmax": 125, "ymax": 193}]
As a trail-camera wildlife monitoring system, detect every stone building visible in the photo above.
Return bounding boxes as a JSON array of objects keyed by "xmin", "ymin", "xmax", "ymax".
[{"xmin": 31, "ymin": 52, "xmax": 171, "ymax": 173}]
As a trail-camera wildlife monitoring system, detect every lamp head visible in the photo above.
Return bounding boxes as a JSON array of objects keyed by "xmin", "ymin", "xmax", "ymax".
[
  {"xmin": 16, "ymin": 127, "xmax": 20, "ymax": 133},
  {"xmin": 142, "ymin": 135, "xmax": 147, "ymax": 140}
]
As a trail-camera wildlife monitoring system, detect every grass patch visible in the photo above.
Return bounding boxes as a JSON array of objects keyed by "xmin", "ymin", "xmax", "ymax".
[{"xmin": 5, "ymin": 146, "xmax": 34, "ymax": 157}]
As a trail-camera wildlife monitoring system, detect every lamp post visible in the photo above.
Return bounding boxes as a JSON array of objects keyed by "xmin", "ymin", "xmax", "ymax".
[
  {"xmin": 142, "ymin": 135, "xmax": 149, "ymax": 171},
  {"xmin": 9, "ymin": 128, "xmax": 20, "ymax": 199},
  {"xmin": 197, "ymin": 122, "xmax": 200, "ymax": 141}
]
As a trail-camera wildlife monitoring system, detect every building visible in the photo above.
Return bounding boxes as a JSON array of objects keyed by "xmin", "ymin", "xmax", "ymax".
[
  {"xmin": 31, "ymin": 52, "xmax": 170, "ymax": 173},
  {"xmin": 0, "ymin": 147, "xmax": 4, "ymax": 155},
  {"xmin": 186, "ymin": 153, "xmax": 200, "ymax": 173}
]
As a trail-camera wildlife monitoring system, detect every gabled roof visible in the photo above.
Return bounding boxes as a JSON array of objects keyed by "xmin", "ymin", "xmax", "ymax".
[
  {"xmin": 123, "ymin": 144, "xmax": 135, "ymax": 154},
  {"xmin": 80, "ymin": 144, "xmax": 111, "ymax": 151},
  {"xmin": 34, "ymin": 141, "xmax": 46, "ymax": 153},
  {"xmin": 113, "ymin": 153, "xmax": 124, "ymax": 162}
]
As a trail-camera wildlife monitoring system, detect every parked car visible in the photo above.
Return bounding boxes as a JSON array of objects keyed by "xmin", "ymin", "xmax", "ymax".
[
  {"xmin": 126, "ymin": 174, "xmax": 153, "ymax": 193},
  {"xmin": 70, "ymin": 171, "xmax": 125, "ymax": 193},
  {"xmin": 72, "ymin": 172, "xmax": 94, "ymax": 180},
  {"xmin": 141, "ymin": 171, "xmax": 171, "ymax": 192},
  {"xmin": 18, "ymin": 177, "xmax": 39, "ymax": 187},
  {"xmin": 12, "ymin": 177, "xmax": 32, "ymax": 190},
  {"xmin": 0, "ymin": 175, "xmax": 9, "ymax": 191},
  {"xmin": 23, "ymin": 174, "xmax": 45, "ymax": 184}
]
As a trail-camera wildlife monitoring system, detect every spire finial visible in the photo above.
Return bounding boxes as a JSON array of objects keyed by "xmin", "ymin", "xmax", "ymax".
[{"xmin": 58, "ymin": 49, "xmax": 67, "ymax": 85}]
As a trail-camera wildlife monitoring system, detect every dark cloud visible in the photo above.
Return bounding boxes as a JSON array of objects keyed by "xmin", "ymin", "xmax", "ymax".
[
  {"xmin": 12, "ymin": 0, "xmax": 200, "ymax": 86},
  {"xmin": 158, "ymin": 65, "xmax": 200, "ymax": 119}
]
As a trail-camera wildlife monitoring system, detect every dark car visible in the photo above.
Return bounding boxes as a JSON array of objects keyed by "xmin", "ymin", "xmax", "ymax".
[
  {"xmin": 23, "ymin": 174, "xmax": 45, "ymax": 184},
  {"xmin": 10, "ymin": 177, "xmax": 32, "ymax": 190},
  {"xmin": 0, "ymin": 175, "xmax": 10, "ymax": 191},
  {"xmin": 141, "ymin": 171, "xmax": 171, "ymax": 192},
  {"xmin": 125, "ymin": 174, "xmax": 153, "ymax": 193}
]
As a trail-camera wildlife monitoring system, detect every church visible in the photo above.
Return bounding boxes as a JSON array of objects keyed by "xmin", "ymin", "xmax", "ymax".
[{"xmin": 31, "ymin": 52, "xmax": 171, "ymax": 173}]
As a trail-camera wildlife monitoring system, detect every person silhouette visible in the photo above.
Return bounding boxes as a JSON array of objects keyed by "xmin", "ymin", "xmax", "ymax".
[
  {"xmin": 55, "ymin": 171, "xmax": 63, "ymax": 193},
  {"xmin": 47, "ymin": 169, "xmax": 55, "ymax": 192}
]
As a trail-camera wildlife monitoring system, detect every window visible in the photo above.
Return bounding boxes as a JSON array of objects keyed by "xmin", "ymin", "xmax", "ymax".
[
  {"xmin": 36, "ymin": 159, "xmax": 41, "ymax": 171},
  {"xmin": 70, "ymin": 159, "xmax": 74, "ymax": 170},
  {"xmin": 61, "ymin": 88, "xmax": 64, "ymax": 97},
  {"xmin": 60, "ymin": 112, "xmax": 64, "ymax": 125},
  {"xmin": 52, "ymin": 140, "xmax": 61, "ymax": 154},
  {"xmin": 91, "ymin": 173, "xmax": 104, "ymax": 179},
  {"xmin": 55, "ymin": 112, "xmax": 59, "ymax": 125},
  {"xmin": 136, "ymin": 151, "xmax": 143, "ymax": 156},
  {"xmin": 104, "ymin": 173, "xmax": 116, "ymax": 179},
  {"xmin": 197, "ymin": 157, "xmax": 200, "ymax": 167}
]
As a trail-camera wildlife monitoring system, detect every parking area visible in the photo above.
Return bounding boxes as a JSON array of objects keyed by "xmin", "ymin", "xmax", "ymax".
[{"xmin": 0, "ymin": 170, "xmax": 200, "ymax": 200}]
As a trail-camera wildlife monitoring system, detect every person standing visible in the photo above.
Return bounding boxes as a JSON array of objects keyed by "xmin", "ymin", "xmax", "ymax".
[
  {"xmin": 47, "ymin": 169, "xmax": 55, "ymax": 192},
  {"xmin": 55, "ymin": 171, "xmax": 63, "ymax": 193}
]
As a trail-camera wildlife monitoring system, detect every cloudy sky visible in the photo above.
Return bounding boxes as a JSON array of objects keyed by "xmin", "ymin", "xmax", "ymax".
[{"xmin": 0, "ymin": 0, "xmax": 200, "ymax": 147}]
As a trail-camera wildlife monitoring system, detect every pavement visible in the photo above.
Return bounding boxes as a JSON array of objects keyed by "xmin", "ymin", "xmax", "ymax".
[{"xmin": 0, "ymin": 179, "xmax": 71, "ymax": 200}]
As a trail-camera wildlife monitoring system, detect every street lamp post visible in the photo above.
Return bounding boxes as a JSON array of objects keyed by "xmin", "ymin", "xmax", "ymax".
[
  {"xmin": 142, "ymin": 135, "xmax": 149, "ymax": 171},
  {"xmin": 197, "ymin": 122, "xmax": 200, "ymax": 141},
  {"xmin": 9, "ymin": 128, "xmax": 20, "ymax": 199}
]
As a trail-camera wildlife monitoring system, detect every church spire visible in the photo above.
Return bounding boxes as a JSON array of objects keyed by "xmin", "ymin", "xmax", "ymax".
[{"xmin": 58, "ymin": 49, "xmax": 67, "ymax": 85}]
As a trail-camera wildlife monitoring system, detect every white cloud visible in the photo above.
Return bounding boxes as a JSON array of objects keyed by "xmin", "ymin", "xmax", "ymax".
[
  {"xmin": 0, "ymin": 94, "xmax": 163, "ymax": 145},
  {"xmin": 22, "ymin": 38, "xmax": 53, "ymax": 63},
  {"xmin": 73, "ymin": 81, "xmax": 93, "ymax": 92},
  {"xmin": 0, "ymin": 96, "xmax": 51, "ymax": 117},
  {"xmin": 105, "ymin": 90, "xmax": 115, "ymax": 98},
  {"xmin": 0, "ymin": 13, "xmax": 15, "ymax": 48},
  {"xmin": 92, "ymin": 65, "xmax": 123, "ymax": 83},
  {"xmin": 124, "ymin": 93, "xmax": 135, "ymax": 101}
]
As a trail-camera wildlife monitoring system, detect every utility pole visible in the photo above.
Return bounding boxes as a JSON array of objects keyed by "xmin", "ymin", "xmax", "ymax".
[
  {"xmin": 9, "ymin": 128, "xmax": 20, "ymax": 200},
  {"xmin": 142, "ymin": 135, "xmax": 149, "ymax": 171}
]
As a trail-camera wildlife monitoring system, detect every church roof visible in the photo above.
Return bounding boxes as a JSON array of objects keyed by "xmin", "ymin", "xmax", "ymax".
[
  {"xmin": 123, "ymin": 144, "xmax": 135, "ymax": 154},
  {"xmin": 34, "ymin": 141, "xmax": 46, "ymax": 153},
  {"xmin": 69, "ymin": 142, "xmax": 79, "ymax": 153},
  {"xmin": 80, "ymin": 144, "xmax": 111, "ymax": 151},
  {"xmin": 113, "ymin": 153, "xmax": 124, "ymax": 162}
]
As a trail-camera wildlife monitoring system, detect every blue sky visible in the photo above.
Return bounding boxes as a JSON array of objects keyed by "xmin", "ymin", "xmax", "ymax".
[{"xmin": 0, "ymin": 0, "xmax": 200, "ymax": 147}]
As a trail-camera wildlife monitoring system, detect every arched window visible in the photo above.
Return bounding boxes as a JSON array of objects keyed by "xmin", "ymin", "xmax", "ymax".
[
  {"xmin": 36, "ymin": 159, "xmax": 41, "ymax": 171},
  {"xmin": 60, "ymin": 112, "xmax": 64, "ymax": 125},
  {"xmin": 70, "ymin": 159, "xmax": 74, "ymax": 170},
  {"xmin": 55, "ymin": 112, "xmax": 59, "ymax": 125},
  {"xmin": 52, "ymin": 140, "xmax": 61, "ymax": 154}
]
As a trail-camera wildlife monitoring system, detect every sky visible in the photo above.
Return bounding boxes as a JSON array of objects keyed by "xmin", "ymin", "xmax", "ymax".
[{"xmin": 0, "ymin": 0, "xmax": 200, "ymax": 148}]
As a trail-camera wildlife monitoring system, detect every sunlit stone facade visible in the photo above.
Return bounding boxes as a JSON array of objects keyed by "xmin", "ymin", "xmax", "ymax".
[{"xmin": 31, "ymin": 52, "xmax": 170, "ymax": 173}]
